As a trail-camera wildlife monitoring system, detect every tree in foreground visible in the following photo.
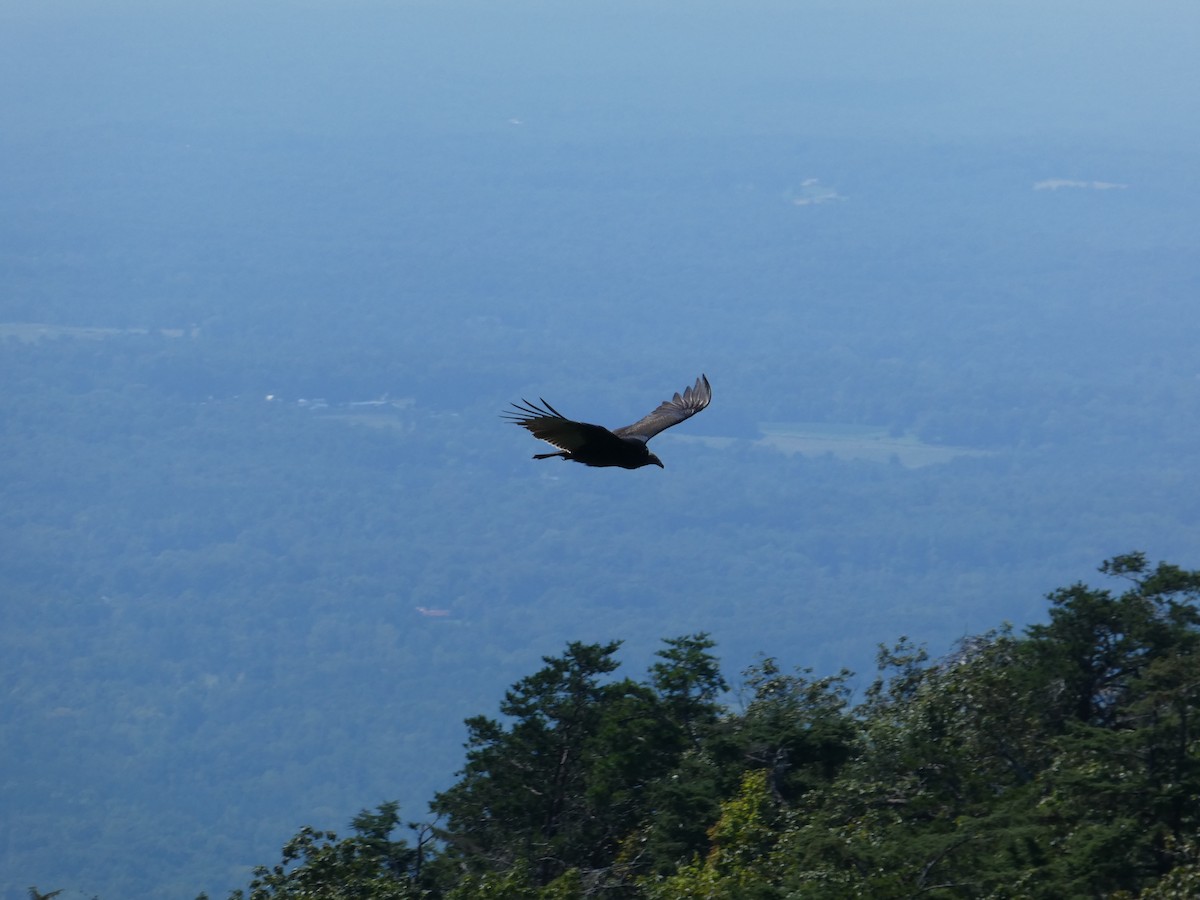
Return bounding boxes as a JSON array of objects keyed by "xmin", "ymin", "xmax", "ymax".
[
  {"xmin": 428, "ymin": 636, "xmax": 730, "ymax": 893},
  {"xmin": 225, "ymin": 802, "xmax": 426, "ymax": 900},
  {"xmin": 226, "ymin": 554, "xmax": 1200, "ymax": 899},
  {"xmin": 659, "ymin": 552, "xmax": 1200, "ymax": 899}
]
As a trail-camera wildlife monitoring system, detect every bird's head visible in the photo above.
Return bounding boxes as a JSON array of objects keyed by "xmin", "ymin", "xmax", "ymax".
[{"xmin": 647, "ymin": 452, "xmax": 664, "ymax": 469}]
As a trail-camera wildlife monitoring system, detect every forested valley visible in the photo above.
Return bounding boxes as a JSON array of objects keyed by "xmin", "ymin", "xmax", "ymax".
[
  {"xmin": 5, "ymin": 137, "xmax": 1200, "ymax": 897},
  {"xmin": 201, "ymin": 553, "xmax": 1200, "ymax": 899}
]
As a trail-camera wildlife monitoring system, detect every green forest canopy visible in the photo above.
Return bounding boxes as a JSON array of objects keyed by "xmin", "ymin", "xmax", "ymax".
[{"xmin": 180, "ymin": 553, "xmax": 1200, "ymax": 900}]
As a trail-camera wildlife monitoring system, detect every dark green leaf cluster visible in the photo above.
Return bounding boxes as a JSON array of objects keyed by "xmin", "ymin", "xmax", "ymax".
[
  {"xmin": 427, "ymin": 636, "xmax": 732, "ymax": 891},
  {"xmin": 222, "ymin": 802, "xmax": 431, "ymax": 900}
]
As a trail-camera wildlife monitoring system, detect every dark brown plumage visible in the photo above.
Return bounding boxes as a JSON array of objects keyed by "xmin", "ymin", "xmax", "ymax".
[{"xmin": 503, "ymin": 375, "xmax": 711, "ymax": 469}]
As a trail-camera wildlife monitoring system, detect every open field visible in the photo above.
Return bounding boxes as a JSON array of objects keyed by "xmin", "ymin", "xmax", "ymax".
[
  {"xmin": 682, "ymin": 423, "xmax": 991, "ymax": 468},
  {"xmin": 0, "ymin": 323, "xmax": 194, "ymax": 343}
]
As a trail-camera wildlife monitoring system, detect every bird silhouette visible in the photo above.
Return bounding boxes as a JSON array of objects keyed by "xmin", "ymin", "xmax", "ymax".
[{"xmin": 504, "ymin": 374, "xmax": 711, "ymax": 469}]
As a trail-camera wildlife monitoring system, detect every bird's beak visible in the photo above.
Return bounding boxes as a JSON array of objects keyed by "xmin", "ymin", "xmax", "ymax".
[{"xmin": 650, "ymin": 455, "xmax": 664, "ymax": 468}]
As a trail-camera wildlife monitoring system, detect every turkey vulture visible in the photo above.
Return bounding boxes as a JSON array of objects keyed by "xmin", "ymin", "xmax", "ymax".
[{"xmin": 503, "ymin": 374, "xmax": 711, "ymax": 469}]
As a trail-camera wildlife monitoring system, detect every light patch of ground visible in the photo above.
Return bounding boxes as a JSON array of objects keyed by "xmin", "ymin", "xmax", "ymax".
[
  {"xmin": 0, "ymin": 322, "xmax": 195, "ymax": 342},
  {"xmin": 680, "ymin": 423, "xmax": 991, "ymax": 468},
  {"xmin": 320, "ymin": 414, "xmax": 412, "ymax": 433}
]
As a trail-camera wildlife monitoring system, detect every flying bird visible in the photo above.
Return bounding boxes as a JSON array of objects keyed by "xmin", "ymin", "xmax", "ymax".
[{"xmin": 503, "ymin": 374, "xmax": 711, "ymax": 469}]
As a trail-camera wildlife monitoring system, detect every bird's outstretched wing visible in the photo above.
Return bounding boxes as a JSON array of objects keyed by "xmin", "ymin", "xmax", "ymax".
[
  {"xmin": 502, "ymin": 399, "xmax": 620, "ymax": 453},
  {"xmin": 612, "ymin": 374, "xmax": 711, "ymax": 442}
]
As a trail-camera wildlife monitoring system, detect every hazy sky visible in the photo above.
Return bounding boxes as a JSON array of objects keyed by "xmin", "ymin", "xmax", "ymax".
[{"xmin": 3, "ymin": 0, "xmax": 1199, "ymax": 144}]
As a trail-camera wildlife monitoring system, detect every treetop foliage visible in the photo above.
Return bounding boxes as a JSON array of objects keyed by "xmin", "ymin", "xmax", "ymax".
[{"xmin": 222, "ymin": 555, "xmax": 1200, "ymax": 899}]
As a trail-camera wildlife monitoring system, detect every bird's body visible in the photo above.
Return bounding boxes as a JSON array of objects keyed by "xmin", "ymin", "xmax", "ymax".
[{"xmin": 503, "ymin": 375, "xmax": 711, "ymax": 469}]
